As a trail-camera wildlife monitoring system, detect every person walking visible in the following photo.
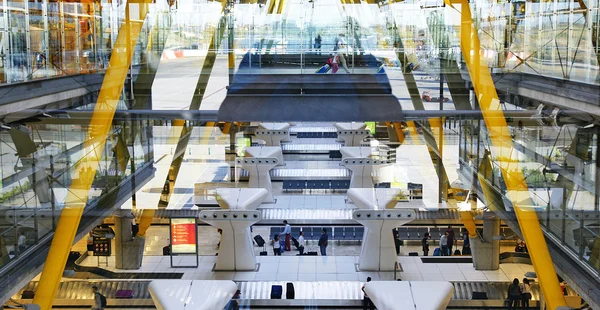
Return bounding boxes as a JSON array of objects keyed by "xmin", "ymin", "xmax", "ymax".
[
  {"xmin": 440, "ymin": 231, "xmax": 448, "ymax": 256},
  {"xmin": 318, "ymin": 228, "xmax": 328, "ymax": 256},
  {"xmin": 421, "ymin": 232, "xmax": 430, "ymax": 256},
  {"xmin": 445, "ymin": 225, "xmax": 455, "ymax": 255},
  {"xmin": 273, "ymin": 235, "xmax": 282, "ymax": 256},
  {"xmin": 361, "ymin": 277, "xmax": 374, "ymax": 310},
  {"xmin": 333, "ymin": 34, "xmax": 350, "ymax": 73},
  {"xmin": 280, "ymin": 220, "xmax": 292, "ymax": 251},
  {"xmin": 298, "ymin": 231, "xmax": 305, "ymax": 255},
  {"xmin": 507, "ymin": 278, "xmax": 522, "ymax": 310},
  {"xmin": 92, "ymin": 286, "xmax": 106, "ymax": 310},
  {"xmin": 521, "ymin": 278, "xmax": 531, "ymax": 309}
]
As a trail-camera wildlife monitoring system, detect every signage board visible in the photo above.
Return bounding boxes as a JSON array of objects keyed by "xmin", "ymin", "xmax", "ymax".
[
  {"xmin": 170, "ymin": 218, "xmax": 197, "ymax": 254},
  {"xmin": 93, "ymin": 237, "xmax": 111, "ymax": 256}
]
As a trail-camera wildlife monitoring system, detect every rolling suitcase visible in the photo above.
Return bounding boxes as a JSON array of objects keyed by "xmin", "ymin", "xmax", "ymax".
[
  {"xmin": 286, "ymin": 282, "xmax": 295, "ymax": 299},
  {"xmin": 315, "ymin": 64, "xmax": 331, "ymax": 74},
  {"xmin": 259, "ymin": 244, "xmax": 268, "ymax": 256},
  {"xmin": 291, "ymin": 236, "xmax": 299, "ymax": 249},
  {"xmin": 254, "ymin": 235, "xmax": 265, "ymax": 247},
  {"xmin": 270, "ymin": 285, "xmax": 283, "ymax": 299},
  {"xmin": 463, "ymin": 247, "xmax": 471, "ymax": 255},
  {"xmin": 306, "ymin": 251, "xmax": 318, "ymax": 256},
  {"xmin": 454, "ymin": 249, "xmax": 461, "ymax": 256},
  {"xmin": 433, "ymin": 248, "xmax": 441, "ymax": 256}
]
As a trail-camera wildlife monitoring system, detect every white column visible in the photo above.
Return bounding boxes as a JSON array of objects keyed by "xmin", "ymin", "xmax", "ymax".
[
  {"xmin": 236, "ymin": 157, "xmax": 278, "ymax": 203},
  {"xmin": 245, "ymin": 146, "xmax": 284, "ymax": 166},
  {"xmin": 200, "ymin": 210, "xmax": 261, "ymax": 270},
  {"xmin": 337, "ymin": 130, "xmax": 370, "ymax": 146},
  {"xmin": 342, "ymin": 158, "xmax": 390, "ymax": 188},
  {"xmin": 353, "ymin": 209, "xmax": 415, "ymax": 271}
]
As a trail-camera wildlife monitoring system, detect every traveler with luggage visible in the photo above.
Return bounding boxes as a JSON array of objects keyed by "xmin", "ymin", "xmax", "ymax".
[
  {"xmin": 361, "ymin": 277, "xmax": 374, "ymax": 310},
  {"xmin": 273, "ymin": 235, "xmax": 282, "ymax": 256},
  {"xmin": 297, "ymin": 231, "xmax": 305, "ymax": 255},
  {"xmin": 521, "ymin": 278, "xmax": 531, "ymax": 309},
  {"xmin": 280, "ymin": 220, "xmax": 292, "ymax": 251},
  {"xmin": 421, "ymin": 232, "xmax": 430, "ymax": 256},
  {"xmin": 92, "ymin": 286, "xmax": 107, "ymax": 310},
  {"xmin": 333, "ymin": 34, "xmax": 350, "ymax": 74},
  {"xmin": 440, "ymin": 231, "xmax": 448, "ymax": 256},
  {"xmin": 507, "ymin": 278, "xmax": 522, "ymax": 310},
  {"xmin": 318, "ymin": 228, "xmax": 329, "ymax": 256}
]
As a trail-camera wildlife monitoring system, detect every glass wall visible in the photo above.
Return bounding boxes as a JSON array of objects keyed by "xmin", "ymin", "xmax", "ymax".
[{"xmin": 0, "ymin": 119, "xmax": 153, "ymax": 268}]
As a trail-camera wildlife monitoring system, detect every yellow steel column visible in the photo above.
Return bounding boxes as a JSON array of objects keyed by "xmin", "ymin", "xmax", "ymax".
[
  {"xmin": 448, "ymin": 0, "xmax": 568, "ymax": 307},
  {"xmin": 32, "ymin": 1, "xmax": 151, "ymax": 309}
]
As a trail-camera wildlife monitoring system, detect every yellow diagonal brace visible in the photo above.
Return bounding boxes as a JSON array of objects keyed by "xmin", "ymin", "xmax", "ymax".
[
  {"xmin": 459, "ymin": 211, "xmax": 478, "ymax": 238},
  {"xmin": 267, "ymin": 0, "xmax": 279, "ymax": 14},
  {"xmin": 32, "ymin": 1, "xmax": 150, "ymax": 309},
  {"xmin": 405, "ymin": 121, "xmax": 420, "ymax": 143},
  {"xmin": 276, "ymin": 0, "xmax": 286, "ymax": 14},
  {"xmin": 453, "ymin": 0, "xmax": 567, "ymax": 307}
]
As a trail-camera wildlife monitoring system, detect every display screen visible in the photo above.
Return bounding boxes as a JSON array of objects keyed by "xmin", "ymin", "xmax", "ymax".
[
  {"xmin": 365, "ymin": 122, "xmax": 376, "ymax": 134},
  {"xmin": 170, "ymin": 218, "xmax": 197, "ymax": 254}
]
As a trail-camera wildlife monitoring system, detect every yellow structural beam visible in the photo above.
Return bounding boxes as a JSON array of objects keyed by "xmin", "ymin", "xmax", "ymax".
[
  {"xmin": 451, "ymin": 0, "xmax": 567, "ymax": 307},
  {"xmin": 32, "ymin": 1, "xmax": 151, "ymax": 309},
  {"xmin": 459, "ymin": 211, "xmax": 478, "ymax": 238}
]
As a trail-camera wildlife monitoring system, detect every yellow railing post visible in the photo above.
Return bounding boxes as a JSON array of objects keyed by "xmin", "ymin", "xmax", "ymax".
[{"xmin": 32, "ymin": 1, "xmax": 151, "ymax": 309}]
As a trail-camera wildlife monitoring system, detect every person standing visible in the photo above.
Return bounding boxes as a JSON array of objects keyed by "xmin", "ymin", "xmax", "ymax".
[
  {"xmin": 273, "ymin": 235, "xmax": 282, "ymax": 256},
  {"xmin": 392, "ymin": 228, "xmax": 401, "ymax": 255},
  {"xmin": 92, "ymin": 286, "xmax": 106, "ymax": 310},
  {"xmin": 17, "ymin": 232, "xmax": 27, "ymax": 253},
  {"xmin": 314, "ymin": 34, "xmax": 322, "ymax": 55},
  {"xmin": 445, "ymin": 225, "xmax": 455, "ymax": 256},
  {"xmin": 507, "ymin": 278, "xmax": 522, "ymax": 310},
  {"xmin": 361, "ymin": 277, "xmax": 374, "ymax": 310},
  {"xmin": 333, "ymin": 34, "xmax": 350, "ymax": 73},
  {"xmin": 281, "ymin": 220, "xmax": 292, "ymax": 251},
  {"xmin": 440, "ymin": 231, "xmax": 448, "ymax": 256},
  {"xmin": 521, "ymin": 278, "xmax": 531, "ymax": 309},
  {"xmin": 318, "ymin": 228, "xmax": 328, "ymax": 256},
  {"xmin": 421, "ymin": 232, "xmax": 430, "ymax": 256},
  {"xmin": 462, "ymin": 230, "xmax": 471, "ymax": 255},
  {"xmin": 298, "ymin": 231, "xmax": 305, "ymax": 255}
]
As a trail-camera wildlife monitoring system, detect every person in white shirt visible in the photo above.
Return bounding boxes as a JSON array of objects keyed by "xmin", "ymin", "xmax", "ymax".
[
  {"xmin": 298, "ymin": 231, "xmax": 306, "ymax": 255},
  {"xmin": 334, "ymin": 34, "xmax": 351, "ymax": 73},
  {"xmin": 280, "ymin": 220, "xmax": 292, "ymax": 251},
  {"xmin": 17, "ymin": 232, "xmax": 27, "ymax": 253},
  {"xmin": 440, "ymin": 232, "xmax": 448, "ymax": 256},
  {"xmin": 521, "ymin": 278, "xmax": 531, "ymax": 309},
  {"xmin": 273, "ymin": 235, "xmax": 281, "ymax": 256}
]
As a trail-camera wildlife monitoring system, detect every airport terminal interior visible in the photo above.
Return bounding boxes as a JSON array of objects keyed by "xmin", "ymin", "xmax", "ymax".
[{"xmin": 0, "ymin": 0, "xmax": 600, "ymax": 308}]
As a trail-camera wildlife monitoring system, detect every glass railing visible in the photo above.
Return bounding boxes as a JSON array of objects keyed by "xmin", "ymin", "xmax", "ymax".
[
  {"xmin": 0, "ymin": 120, "xmax": 153, "ymax": 270},
  {"xmin": 458, "ymin": 113, "xmax": 600, "ymax": 276}
]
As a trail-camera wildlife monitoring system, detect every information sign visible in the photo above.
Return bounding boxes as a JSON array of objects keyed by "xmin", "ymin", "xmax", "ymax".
[{"xmin": 170, "ymin": 218, "xmax": 197, "ymax": 254}]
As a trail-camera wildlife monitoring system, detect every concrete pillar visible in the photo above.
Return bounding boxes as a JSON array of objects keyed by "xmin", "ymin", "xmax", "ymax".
[
  {"xmin": 471, "ymin": 215, "xmax": 500, "ymax": 270},
  {"xmin": 114, "ymin": 210, "xmax": 144, "ymax": 270}
]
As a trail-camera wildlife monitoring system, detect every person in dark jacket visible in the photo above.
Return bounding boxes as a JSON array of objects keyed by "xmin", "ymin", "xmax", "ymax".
[
  {"xmin": 462, "ymin": 230, "xmax": 471, "ymax": 255},
  {"xmin": 507, "ymin": 278, "xmax": 522, "ymax": 310},
  {"xmin": 421, "ymin": 232, "xmax": 430, "ymax": 256},
  {"xmin": 318, "ymin": 228, "xmax": 328, "ymax": 256},
  {"xmin": 445, "ymin": 225, "xmax": 455, "ymax": 255}
]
